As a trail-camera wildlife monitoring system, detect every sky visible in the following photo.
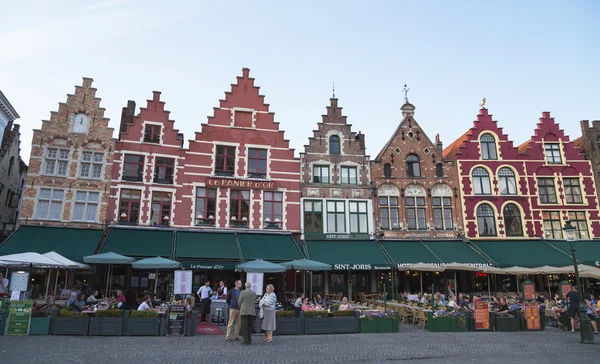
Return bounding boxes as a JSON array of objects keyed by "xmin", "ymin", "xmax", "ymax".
[{"xmin": 1, "ymin": 0, "xmax": 599, "ymax": 162}]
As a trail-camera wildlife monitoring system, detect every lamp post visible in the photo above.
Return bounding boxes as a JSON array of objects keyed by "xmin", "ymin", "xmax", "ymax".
[{"xmin": 563, "ymin": 220, "xmax": 595, "ymax": 344}]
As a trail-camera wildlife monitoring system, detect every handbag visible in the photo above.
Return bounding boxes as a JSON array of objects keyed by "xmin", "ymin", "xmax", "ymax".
[{"xmin": 259, "ymin": 307, "xmax": 264, "ymax": 319}]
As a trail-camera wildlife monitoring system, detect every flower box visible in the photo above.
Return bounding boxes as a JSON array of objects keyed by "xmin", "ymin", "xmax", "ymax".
[
  {"xmin": 360, "ymin": 318, "xmax": 378, "ymax": 333},
  {"xmin": 125, "ymin": 310, "xmax": 160, "ymax": 336},
  {"xmin": 275, "ymin": 311, "xmax": 305, "ymax": 336},
  {"xmin": 51, "ymin": 309, "xmax": 89, "ymax": 336},
  {"xmin": 329, "ymin": 311, "xmax": 359, "ymax": 334},
  {"xmin": 495, "ymin": 314, "xmax": 520, "ymax": 332},
  {"xmin": 30, "ymin": 317, "xmax": 51, "ymax": 335},
  {"xmin": 89, "ymin": 310, "xmax": 124, "ymax": 336},
  {"xmin": 427, "ymin": 310, "xmax": 467, "ymax": 332}
]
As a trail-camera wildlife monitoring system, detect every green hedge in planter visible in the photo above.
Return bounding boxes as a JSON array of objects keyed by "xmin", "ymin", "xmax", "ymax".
[
  {"xmin": 89, "ymin": 310, "xmax": 125, "ymax": 336},
  {"xmin": 276, "ymin": 311, "xmax": 305, "ymax": 336},
  {"xmin": 95, "ymin": 310, "xmax": 124, "ymax": 318},
  {"xmin": 130, "ymin": 310, "xmax": 159, "ymax": 318},
  {"xmin": 276, "ymin": 310, "xmax": 296, "ymax": 318},
  {"xmin": 52, "ymin": 309, "xmax": 89, "ymax": 336},
  {"xmin": 59, "ymin": 309, "xmax": 87, "ymax": 318}
]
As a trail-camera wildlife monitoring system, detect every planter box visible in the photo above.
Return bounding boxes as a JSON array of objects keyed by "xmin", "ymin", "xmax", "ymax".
[
  {"xmin": 52, "ymin": 317, "xmax": 90, "ymax": 335},
  {"xmin": 30, "ymin": 317, "xmax": 51, "ymax": 335},
  {"xmin": 305, "ymin": 317, "xmax": 329, "ymax": 335},
  {"xmin": 275, "ymin": 311, "xmax": 305, "ymax": 336},
  {"xmin": 495, "ymin": 314, "xmax": 520, "ymax": 332},
  {"xmin": 124, "ymin": 310, "xmax": 160, "ymax": 336},
  {"xmin": 89, "ymin": 317, "xmax": 123, "ymax": 336},
  {"xmin": 428, "ymin": 316, "xmax": 452, "ymax": 332},
  {"xmin": 450, "ymin": 317, "xmax": 469, "ymax": 332},
  {"xmin": 186, "ymin": 312, "xmax": 198, "ymax": 336},
  {"xmin": 0, "ymin": 309, "xmax": 6, "ymax": 336},
  {"xmin": 360, "ymin": 319, "xmax": 378, "ymax": 333},
  {"xmin": 377, "ymin": 318, "xmax": 394, "ymax": 333},
  {"xmin": 329, "ymin": 315, "xmax": 359, "ymax": 334}
]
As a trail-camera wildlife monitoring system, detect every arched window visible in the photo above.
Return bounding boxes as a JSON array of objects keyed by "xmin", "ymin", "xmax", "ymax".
[
  {"xmin": 435, "ymin": 163, "xmax": 443, "ymax": 178},
  {"xmin": 383, "ymin": 163, "xmax": 392, "ymax": 178},
  {"xmin": 476, "ymin": 204, "xmax": 497, "ymax": 236},
  {"xmin": 503, "ymin": 203, "xmax": 523, "ymax": 236},
  {"xmin": 498, "ymin": 167, "xmax": 517, "ymax": 195},
  {"xmin": 480, "ymin": 134, "xmax": 498, "ymax": 160},
  {"xmin": 329, "ymin": 135, "xmax": 340, "ymax": 155},
  {"xmin": 472, "ymin": 167, "xmax": 491, "ymax": 195},
  {"xmin": 406, "ymin": 154, "xmax": 421, "ymax": 177},
  {"xmin": 7, "ymin": 156, "xmax": 14, "ymax": 176}
]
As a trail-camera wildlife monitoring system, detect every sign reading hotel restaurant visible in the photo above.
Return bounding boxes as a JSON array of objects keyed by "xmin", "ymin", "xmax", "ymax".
[
  {"xmin": 382, "ymin": 231, "xmax": 457, "ymax": 239},
  {"xmin": 333, "ymin": 264, "xmax": 392, "ymax": 270},
  {"xmin": 396, "ymin": 262, "xmax": 491, "ymax": 269},
  {"xmin": 207, "ymin": 177, "xmax": 277, "ymax": 190}
]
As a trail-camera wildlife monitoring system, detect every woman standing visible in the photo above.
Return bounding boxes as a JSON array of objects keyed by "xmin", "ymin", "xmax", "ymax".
[{"xmin": 259, "ymin": 284, "xmax": 277, "ymax": 343}]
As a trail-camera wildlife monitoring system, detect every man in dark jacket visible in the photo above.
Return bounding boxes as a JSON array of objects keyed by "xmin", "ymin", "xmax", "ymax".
[
  {"xmin": 225, "ymin": 280, "xmax": 242, "ymax": 341},
  {"xmin": 238, "ymin": 281, "xmax": 257, "ymax": 345}
]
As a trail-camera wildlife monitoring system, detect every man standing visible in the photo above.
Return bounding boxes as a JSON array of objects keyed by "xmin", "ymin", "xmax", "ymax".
[
  {"xmin": 238, "ymin": 281, "xmax": 256, "ymax": 346},
  {"xmin": 0, "ymin": 273, "xmax": 9, "ymax": 298},
  {"xmin": 225, "ymin": 280, "xmax": 242, "ymax": 341},
  {"xmin": 567, "ymin": 285, "xmax": 580, "ymax": 333},
  {"xmin": 196, "ymin": 280, "xmax": 212, "ymax": 322},
  {"xmin": 217, "ymin": 280, "xmax": 228, "ymax": 297}
]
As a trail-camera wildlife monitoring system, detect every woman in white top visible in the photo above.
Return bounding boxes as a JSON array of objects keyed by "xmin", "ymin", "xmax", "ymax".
[
  {"xmin": 259, "ymin": 284, "xmax": 277, "ymax": 343},
  {"xmin": 87, "ymin": 290, "xmax": 99, "ymax": 304},
  {"xmin": 338, "ymin": 297, "xmax": 353, "ymax": 311},
  {"xmin": 447, "ymin": 296, "xmax": 460, "ymax": 309}
]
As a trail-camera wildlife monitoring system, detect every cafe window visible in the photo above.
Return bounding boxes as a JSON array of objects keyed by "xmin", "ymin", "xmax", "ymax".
[
  {"xmin": 150, "ymin": 191, "xmax": 172, "ymax": 225},
  {"xmin": 79, "ymin": 151, "xmax": 104, "ymax": 179},
  {"xmin": 340, "ymin": 166, "xmax": 358, "ymax": 184},
  {"xmin": 195, "ymin": 187, "xmax": 217, "ymax": 223},
  {"xmin": 383, "ymin": 163, "xmax": 392, "ymax": 178},
  {"xmin": 303, "ymin": 200, "xmax": 323, "ymax": 233},
  {"xmin": 119, "ymin": 189, "xmax": 141, "ymax": 223},
  {"xmin": 563, "ymin": 178, "xmax": 583, "ymax": 204},
  {"xmin": 433, "ymin": 197, "xmax": 453, "ymax": 230},
  {"xmin": 435, "ymin": 163, "xmax": 443, "ymax": 178},
  {"xmin": 263, "ymin": 191, "xmax": 283, "ymax": 226},
  {"xmin": 568, "ymin": 211, "xmax": 589, "ymax": 239},
  {"xmin": 503, "ymin": 203, "xmax": 523, "ymax": 237},
  {"xmin": 154, "ymin": 157, "xmax": 175, "ymax": 184},
  {"xmin": 542, "ymin": 211, "xmax": 562, "ymax": 239},
  {"xmin": 498, "ymin": 167, "xmax": 517, "ymax": 195},
  {"xmin": 73, "ymin": 191, "xmax": 99, "ymax": 222},
  {"xmin": 143, "ymin": 124, "xmax": 161, "ymax": 143},
  {"xmin": 537, "ymin": 178, "xmax": 557, "ymax": 204},
  {"xmin": 406, "ymin": 154, "xmax": 421, "ymax": 177},
  {"xmin": 230, "ymin": 190, "xmax": 250, "ymax": 225},
  {"xmin": 349, "ymin": 201, "xmax": 368, "ymax": 233},
  {"xmin": 379, "ymin": 196, "xmax": 400, "ymax": 230},
  {"xmin": 406, "ymin": 196, "xmax": 426, "ymax": 230},
  {"xmin": 544, "ymin": 143, "xmax": 562, "ymax": 164},
  {"xmin": 44, "ymin": 148, "xmax": 69, "ymax": 176},
  {"xmin": 472, "ymin": 167, "xmax": 491, "ymax": 195},
  {"xmin": 327, "ymin": 200, "xmax": 346, "ymax": 233},
  {"xmin": 480, "ymin": 134, "xmax": 498, "ymax": 160},
  {"xmin": 248, "ymin": 148, "xmax": 267, "ymax": 178},
  {"xmin": 122, "ymin": 154, "xmax": 144, "ymax": 182},
  {"xmin": 329, "ymin": 135, "xmax": 340, "ymax": 155},
  {"xmin": 476, "ymin": 204, "xmax": 496, "ymax": 236},
  {"xmin": 36, "ymin": 188, "xmax": 64, "ymax": 220},
  {"xmin": 215, "ymin": 145, "xmax": 236, "ymax": 176},
  {"xmin": 312, "ymin": 165, "xmax": 330, "ymax": 183}
]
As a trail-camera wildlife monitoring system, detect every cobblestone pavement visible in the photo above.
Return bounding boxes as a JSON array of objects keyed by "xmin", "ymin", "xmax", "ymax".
[{"xmin": 0, "ymin": 327, "xmax": 596, "ymax": 364}]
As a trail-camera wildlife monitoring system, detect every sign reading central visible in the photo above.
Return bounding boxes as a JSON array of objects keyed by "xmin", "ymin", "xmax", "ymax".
[{"xmin": 207, "ymin": 177, "xmax": 277, "ymax": 190}]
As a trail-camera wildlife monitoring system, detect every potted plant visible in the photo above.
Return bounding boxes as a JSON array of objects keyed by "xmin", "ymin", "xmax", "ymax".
[
  {"xmin": 449, "ymin": 310, "xmax": 469, "ymax": 332},
  {"xmin": 52, "ymin": 309, "xmax": 90, "ymax": 336},
  {"xmin": 304, "ymin": 310, "xmax": 329, "ymax": 335},
  {"xmin": 275, "ymin": 310, "xmax": 305, "ymax": 335},
  {"xmin": 30, "ymin": 310, "xmax": 51, "ymax": 335},
  {"xmin": 330, "ymin": 310, "xmax": 359, "ymax": 334},
  {"xmin": 125, "ymin": 310, "xmax": 160, "ymax": 336},
  {"xmin": 89, "ymin": 310, "xmax": 124, "ymax": 336}
]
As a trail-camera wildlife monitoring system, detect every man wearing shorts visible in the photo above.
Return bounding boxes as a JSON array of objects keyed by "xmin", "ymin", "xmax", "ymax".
[{"xmin": 567, "ymin": 286, "xmax": 580, "ymax": 332}]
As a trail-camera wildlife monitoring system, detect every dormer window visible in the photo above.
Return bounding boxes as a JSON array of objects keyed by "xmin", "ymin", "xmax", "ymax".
[
  {"xmin": 544, "ymin": 143, "xmax": 562, "ymax": 164},
  {"xmin": 480, "ymin": 134, "xmax": 497, "ymax": 160},
  {"xmin": 406, "ymin": 154, "xmax": 421, "ymax": 177},
  {"xmin": 329, "ymin": 135, "xmax": 340, "ymax": 155},
  {"xmin": 143, "ymin": 124, "xmax": 161, "ymax": 143}
]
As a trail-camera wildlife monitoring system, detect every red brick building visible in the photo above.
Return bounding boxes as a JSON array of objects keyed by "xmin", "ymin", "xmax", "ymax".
[{"xmin": 444, "ymin": 106, "xmax": 600, "ymax": 239}]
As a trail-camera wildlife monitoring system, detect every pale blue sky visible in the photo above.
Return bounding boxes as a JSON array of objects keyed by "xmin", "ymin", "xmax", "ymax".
[{"xmin": 1, "ymin": 0, "xmax": 599, "ymax": 161}]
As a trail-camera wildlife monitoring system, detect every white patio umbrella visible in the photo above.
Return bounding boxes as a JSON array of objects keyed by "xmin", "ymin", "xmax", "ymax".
[
  {"xmin": 445, "ymin": 263, "xmax": 479, "ymax": 296},
  {"xmin": 42, "ymin": 252, "xmax": 89, "ymax": 298},
  {"xmin": 477, "ymin": 266, "xmax": 507, "ymax": 301},
  {"xmin": 0, "ymin": 252, "xmax": 65, "ymax": 267}
]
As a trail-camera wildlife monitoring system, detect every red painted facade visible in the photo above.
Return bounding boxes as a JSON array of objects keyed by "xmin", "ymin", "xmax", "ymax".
[{"xmin": 444, "ymin": 107, "xmax": 600, "ymax": 239}]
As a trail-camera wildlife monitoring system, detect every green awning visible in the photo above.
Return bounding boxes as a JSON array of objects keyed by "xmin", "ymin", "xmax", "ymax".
[
  {"xmin": 101, "ymin": 228, "xmax": 173, "ymax": 257},
  {"xmin": 0, "ymin": 225, "xmax": 102, "ymax": 262},
  {"xmin": 380, "ymin": 241, "xmax": 440, "ymax": 266},
  {"xmin": 547, "ymin": 240, "xmax": 600, "ymax": 266},
  {"xmin": 238, "ymin": 233, "xmax": 303, "ymax": 262},
  {"xmin": 471, "ymin": 240, "xmax": 573, "ymax": 268},
  {"xmin": 423, "ymin": 240, "xmax": 491, "ymax": 266},
  {"xmin": 306, "ymin": 240, "xmax": 392, "ymax": 270},
  {"xmin": 175, "ymin": 232, "xmax": 239, "ymax": 260}
]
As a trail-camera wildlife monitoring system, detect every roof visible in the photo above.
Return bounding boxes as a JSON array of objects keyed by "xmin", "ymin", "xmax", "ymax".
[
  {"xmin": 517, "ymin": 139, "xmax": 531, "ymax": 154},
  {"xmin": 0, "ymin": 90, "xmax": 20, "ymax": 120},
  {"xmin": 573, "ymin": 136, "xmax": 584, "ymax": 151},
  {"xmin": 442, "ymin": 129, "xmax": 471, "ymax": 159}
]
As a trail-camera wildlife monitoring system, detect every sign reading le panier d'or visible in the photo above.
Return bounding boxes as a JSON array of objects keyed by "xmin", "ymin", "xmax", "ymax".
[{"xmin": 207, "ymin": 177, "xmax": 277, "ymax": 190}]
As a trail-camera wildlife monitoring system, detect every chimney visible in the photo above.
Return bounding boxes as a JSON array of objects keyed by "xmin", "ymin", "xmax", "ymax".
[
  {"xmin": 435, "ymin": 134, "xmax": 443, "ymax": 154},
  {"xmin": 355, "ymin": 131, "xmax": 366, "ymax": 150},
  {"xmin": 119, "ymin": 100, "xmax": 136, "ymax": 139}
]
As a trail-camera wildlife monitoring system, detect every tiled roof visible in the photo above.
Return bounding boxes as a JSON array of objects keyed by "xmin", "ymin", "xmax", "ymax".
[
  {"xmin": 442, "ymin": 129, "xmax": 471, "ymax": 159},
  {"xmin": 573, "ymin": 136, "xmax": 584, "ymax": 151},
  {"xmin": 517, "ymin": 139, "xmax": 531, "ymax": 154}
]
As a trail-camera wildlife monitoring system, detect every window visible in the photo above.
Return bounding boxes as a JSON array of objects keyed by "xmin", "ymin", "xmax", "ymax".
[
  {"xmin": 379, "ymin": 196, "xmax": 400, "ymax": 230},
  {"xmin": 433, "ymin": 197, "xmax": 453, "ymax": 230},
  {"xmin": 36, "ymin": 188, "xmax": 64, "ymax": 220},
  {"xmin": 542, "ymin": 211, "xmax": 562, "ymax": 239},
  {"xmin": 406, "ymin": 196, "xmax": 426, "ymax": 230},
  {"xmin": 563, "ymin": 178, "xmax": 583, "ymax": 204},
  {"xmin": 544, "ymin": 143, "xmax": 562, "ymax": 164},
  {"xmin": 44, "ymin": 148, "xmax": 69, "ymax": 176},
  {"xmin": 349, "ymin": 201, "xmax": 368, "ymax": 233},
  {"xmin": 73, "ymin": 191, "xmax": 99, "ymax": 222},
  {"xmin": 383, "ymin": 163, "xmax": 392, "ymax": 178},
  {"xmin": 537, "ymin": 178, "xmax": 557, "ymax": 204},
  {"xmin": 119, "ymin": 189, "xmax": 141, "ymax": 223},
  {"xmin": 312, "ymin": 165, "xmax": 330, "ymax": 183},
  {"xmin": 7, "ymin": 156, "xmax": 14, "ymax": 176},
  {"xmin": 406, "ymin": 154, "xmax": 421, "ymax": 177},
  {"xmin": 503, "ymin": 204, "xmax": 523, "ymax": 236},
  {"xmin": 79, "ymin": 151, "xmax": 104, "ymax": 179},
  {"xmin": 327, "ymin": 201, "xmax": 345, "ymax": 233},
  {"xmin": 154, "ymin": 157, "xmax": 175, "ymax": 184},
  {"xmin": 215, "ymin": 145, "xmax": 236, "ymax": 176},
  {"xmin": 329, "ymin": 135, "xmax": 340, "ymax": 155},
  {"xmin": 568, "ymin": 211, "xmax": 589, "ymax": 239},
  {"xmin": 303, "ymin": 200, "xmax": 323, "ymax": 233},
  {"xmin": 122, "ymin": 154, "xmax": 144, "ymax": 182},
  {"xmin": 230, "ymin": 190, "xmax": 250, "ymax": 225},
  {"xmin": 263, "ymin": 191, "xmax": 283, "ymax": 226},
  {"xmin": 472, "ymin": 167, "xmax": 492, "ymax": 195},
  {"xmin": 340, "ymin": 166, "xmax": 358, "ymax": 184},
  {"xmin": 195, "ymin": 187, "xmax": 217, "ymax": 223},
  {"xmin": 498, "ymin": 168, "xmax": 517, "ymax": 195},
  {"xmin": 435, "ymin": 163, "xmax": 443, "ymax": 178},
  {"xmin": 476, "ymin": 204, "xmax": 496, "ymax": 236},
  {"xmin": 248, "ymin": 148, "xmax": 267, "ymax": 178},
  {"xmin": 143, "ymin": 124, "xmax": 161, "ymax": 143},
  {"xmin": 480, "ymin": 134, "xmax": 497, "ymax": 160},
  {"xmin": 150, "ymin": 192, "xmax": 172, "ymax": 225}
]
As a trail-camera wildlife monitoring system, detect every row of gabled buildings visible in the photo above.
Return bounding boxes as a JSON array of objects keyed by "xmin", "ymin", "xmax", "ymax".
[{"xmin": 2, "ymin": 68, "xmax": 600, "ymax": 297}]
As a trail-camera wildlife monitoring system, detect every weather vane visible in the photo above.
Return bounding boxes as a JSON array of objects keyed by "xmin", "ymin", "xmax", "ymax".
[
  {"xmin": 403, "ymin": 84, "xmax": 410, "ymax": 103},
  {"xmin": 332, "ymin": 82, "xmax": 335, "ymax": 98},
  {"xmin": 480, "ymin": 98, "xmax": 487, "ymax": 108}
]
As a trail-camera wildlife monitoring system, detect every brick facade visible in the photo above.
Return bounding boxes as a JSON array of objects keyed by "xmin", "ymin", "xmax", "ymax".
[
  {"xmin": 576, "ymin": 120, "xmax": 600, "ymax": 206},
  {"xmin": 19, "ymin": 78, "xmax": 116, "ymax": 228}
]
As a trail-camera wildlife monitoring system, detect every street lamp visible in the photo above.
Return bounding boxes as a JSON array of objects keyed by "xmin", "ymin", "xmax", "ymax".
[{"xmin": 563, "ymin": 220, "xmax": 595, "ymax": 344}]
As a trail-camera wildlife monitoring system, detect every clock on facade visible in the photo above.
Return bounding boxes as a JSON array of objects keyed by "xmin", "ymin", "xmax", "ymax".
[{"xmin": 71, "ymin": 113, "xmax": 90, "ymax": 134}]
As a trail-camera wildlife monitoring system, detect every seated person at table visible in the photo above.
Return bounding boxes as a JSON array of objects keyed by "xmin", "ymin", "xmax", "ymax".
[
  {"xmin": 116, "ymin": 290, "xmax": 126, "ymax": 309},
  {"xmin": 184, "ymin": 298, "xmax": 193, "ymax": 313},
  {"xmin": 65, "ymin": 291, "xmax": 77, "ymax": 307},
  {"xmin": 315, "ymin": 293, "xmax": 327, "ymax": 307},
  {"xmin": 172, "ymin": 294, "xmax": 182, "ymax": 305},
  {"xmin": 338, "ymin": 297, "xmax": 353, "ymax": 311},
  {"xmin": 434, "ymin": 292, "xmax": 445, "ymax": 306},
  {"xmin": 497, "ymin": 298, "xmax": 509, "ymax": 314},
  {"xmin": 87, "ymin": 290, "xmax": 99, "ymax": 305},
  {"xmin": 294, "ymin": 294, "xmax": 305, "ymax": 310},
  {"xmin": 138, "ymin": 295, "xmax": 152, "ymax": 311},
  {"xmin": 508, "ymin": 299, "xmax": 522, "ymax": 315},
  {"xmin": 490, "ymin": 297, "xmax": 500, "ymax": 310},
  {"xmin": 447, "ymin": 296, "xmax": 460, "ymax": 309},
  {"xmin": 420, "ymin": 294, "xmax": 429, "ymax": 304},
  {"xmin": 301, "ymin": 298, "xmax": 310, "ymax": 311},
  {"xmin": 69, "ymin": 293, "xmax": 87, "ymax": 312}
]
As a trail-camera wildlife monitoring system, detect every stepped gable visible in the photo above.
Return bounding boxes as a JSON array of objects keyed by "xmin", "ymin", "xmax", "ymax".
[{"xmin": 524, "ymin": 111, "xmax": 584, "ymax": 161}]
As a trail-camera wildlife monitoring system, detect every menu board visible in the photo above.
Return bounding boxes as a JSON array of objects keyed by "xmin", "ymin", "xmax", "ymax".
[
  {"xmin": 474, "ymin": 302, "xmax": 489, "ymax": 330},
  {"xmin": 174, "ymin": 270, "xmax": 193, "ymax": 295},
  {"xmin": 167, "ymin": 304, "xmax": 186, "ymax": 336},
  {"xmin": 560, "ymin": 282, "xmax": 572, "ymax": 300},
  {"xmin": 9, "ymin": 272, "xmax": 29, "ymax": 292},
  {"xmin": 5, "ymin": 301, "xmax": 33, "ymax": 336},
  {"xmin": 524, "ymin": 303, "xmax": 540, "ymax": 330},
  {"xmin": 522, "ymin": 281, "xmax": 536, "ymax": 301},
  {"xmin": 247, "ymin": 273, "xmax": 264, "ymax": 295}
]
